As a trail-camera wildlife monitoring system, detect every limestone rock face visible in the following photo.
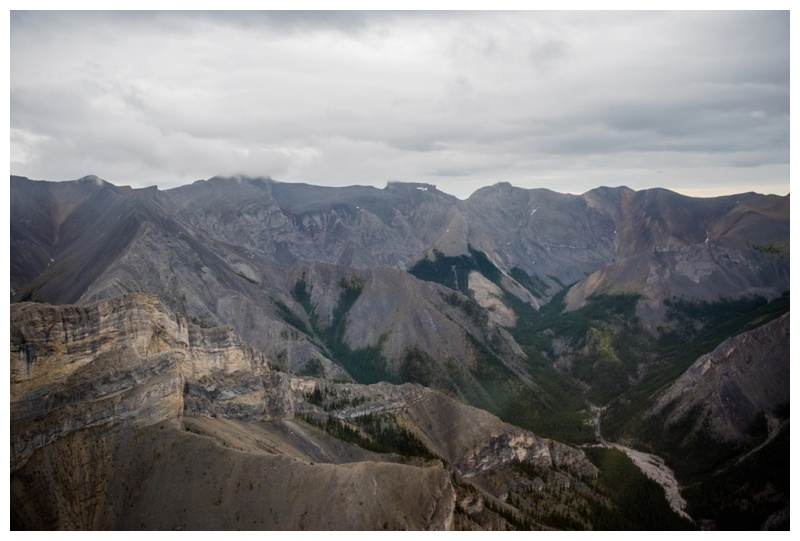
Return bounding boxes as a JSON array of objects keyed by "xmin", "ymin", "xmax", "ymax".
[
  {"xmin": 458, "ymin": 430, "xmax": 598, "ymax": 478},
  {"xmin": 10, "ymin": 293, "xmax": 294, "ymax": 471}
]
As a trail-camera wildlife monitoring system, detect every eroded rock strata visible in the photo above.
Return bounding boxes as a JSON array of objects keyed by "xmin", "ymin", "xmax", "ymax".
[{"xmin": 11, "ymin": 294, "xmax": 597, "ymax": 530}]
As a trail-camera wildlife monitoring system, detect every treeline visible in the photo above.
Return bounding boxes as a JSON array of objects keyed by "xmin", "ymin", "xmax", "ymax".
[
  {"xmin": 509, "ymin": 266, "xmax": 549, "ymax": 299},
  {"xmin": 408, "ymin": 245, "xmax": 502, "ymax": 295},
  {"xmin": 304, "ymin": 386, "xmax": 367, "ymax": 411},
  {"xmin": 352, "ymin": 413, "xmax": 440, "ymax": 460},
  {"xmin": 298, "ymin": 411, "xmax": 439, "ymax": 461}
]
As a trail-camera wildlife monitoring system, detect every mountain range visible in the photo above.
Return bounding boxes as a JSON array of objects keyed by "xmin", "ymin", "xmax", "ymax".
[{"xmin": 10, "ymin": 174, "xmax": 790, "ymax": 530}]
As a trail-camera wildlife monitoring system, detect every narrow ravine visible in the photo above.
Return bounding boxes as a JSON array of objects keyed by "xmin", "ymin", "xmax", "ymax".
[{"xmin": 588, "ymin": 405, "xmax": 693, "ymax": 522}]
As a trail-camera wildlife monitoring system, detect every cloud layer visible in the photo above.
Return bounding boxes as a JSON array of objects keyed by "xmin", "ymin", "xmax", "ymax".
[{"xmin": 10, "ymin": 11, "xmax": 789, "ymax": 198}]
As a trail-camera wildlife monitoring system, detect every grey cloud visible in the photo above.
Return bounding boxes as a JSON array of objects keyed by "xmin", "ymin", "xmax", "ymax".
[
  {"xmin": 10, "ymin": 11, "xmax": 789, "ymax": 198},
  {"xmin": 528, "ymin": 39, "xmax": 568, "ymax": 74}
]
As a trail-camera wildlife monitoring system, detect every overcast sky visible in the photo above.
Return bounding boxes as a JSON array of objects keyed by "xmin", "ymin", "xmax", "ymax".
[{"xmin": 9, "ymin": 10, "xmax": 790, "ymax": 199}]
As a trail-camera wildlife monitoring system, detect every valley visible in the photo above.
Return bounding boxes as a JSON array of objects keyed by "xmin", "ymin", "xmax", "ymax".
[{"xmin": 9, "ymin": 175, "xmax": 790, "ymax": 530}]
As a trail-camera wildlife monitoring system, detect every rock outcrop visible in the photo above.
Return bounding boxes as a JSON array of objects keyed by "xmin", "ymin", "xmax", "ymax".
[
  {"xmin": 10, "ymin": 293, "xmax": 295, "ymax": 471},
  {"xmin": 11, "ymin": 294, "xmax": 600, "ymax": 530}
]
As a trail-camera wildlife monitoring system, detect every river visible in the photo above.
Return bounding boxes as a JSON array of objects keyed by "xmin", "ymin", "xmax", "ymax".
[{"xmin": 588, "ymin": 405, "xmax": 692, "ymax": 522}]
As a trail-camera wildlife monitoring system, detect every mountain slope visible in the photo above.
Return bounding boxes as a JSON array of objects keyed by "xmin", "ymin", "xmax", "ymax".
[
  {"xmin": 645, "ymin": 314, "xmax": 791, "ymax": 530},
  {"xmin": 648, "ymin": 312, "xmax": 789, "ymax": 443},
  {"xmin": 9, "ymin": 175, "xmax": 789, "ymax": 530}
]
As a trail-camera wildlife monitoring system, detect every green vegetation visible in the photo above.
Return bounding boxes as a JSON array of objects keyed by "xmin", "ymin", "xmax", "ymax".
[
  {"xmin": 592, "ymin": 293, "xmax": 790, "ymax": 530},
  {"xmin": 661, "ymin": 295, "xmax": 778, "ymax": 344},
  {"xmin": 286, "ymin": 252, "xmax": 594, "ymax": 444},
  {"xmin": 189, "ymin": 312, "xmax": 217, "ymax": 329},
  {"xmin": 440, "ymin": 291, "xmax": 489, "ymax": 332},
  {"xmin": 17, "ymin": 284, "xmax": 42, "ymax": 303},
  {"xmin": 408, "ymin": 245, "xmax": 502, "ymax": 295},
  {"xmin": 290, "ymin": 258, "xmax": 789, "ymax": 506},
  {"xmin": 508, "ymin": 289, "xmax": 643, "ymax": 404},
  {"xmin": 299, "ymin": 413, "xmax": 376, "ymax": 449},
  {"xmin": 467, "ymin": 450, "xmax": 693, "ymax": 530},
  {"xmin": 331, "ymin": 340, "xmax": 393, "ymax": 385},
  {"xmin": 297, "ymin": 357, "xmax": 324, "ymax": 377},
  {"xmin": 470, "ymin": 460, "xmax": 592, "ymax": 530},
  {"xmin": 507, "ymin": 288, "xmax": 789, "ymax": 442},
  {"xmin": 291, "ymin": 277, "xmax": 313, "ymax": 311},
  {"xmin": 306, "ymin": 387, "xmax": 324, "ymax": 406},
  {"xmin": 291, "ymin": 276, "xmax": 394, "ymax": 384},
  {"xmin": 273, "ymin": 300, "xmax": 310, "ymax": 334},
  {"xmin": 397, "ymin": 348, "xmax": 455, "ymax": 392},
  {"xmin": 304, "ymin": 386, "xmax": 367, "ymax": 411},
  {"xmin": 459, "ymin": 332, "xmax": 594, "ymax": 445},
  {"xmin": 602, "ymin": 293, "xmax": 789, "ymax": 442},
  {"xmin": 633, "ymin": 399, "xmax": 788, "ymax": 483},
  {"xmin": 509, "ymin": 266, "xmax": 549, "ymax": 298},
  {"xmin": 483, "ymin": 499, "xmax": 542, "ymax": 531},
  {"xmin": 352, "ymin": 413, "xmax": 440, "ymax": 460},
  {"xmin": 582, "ymin": 447, "xmax": 695, "ymax": 530},
  {"xmin": 231, "ymin": 270, "xmax": 259, "ymax": 285},
  {"xmin": 547, "ymin": 274, "xmax": 565, "ymax": 288},
  {"xmin": 412, "ymin": 264, "xmax": 598, "ymax": 443},
  {"xmin": 624, "ymin": 406, "xmax": 790, "ymax": 529},
  {"xmin": 514, "ymin": 350, "xmax": 594, "ymax": 444},
  {"xmin": 681, "ymin": 424, "xmax": 789, "ymax": 530},
  {"xmin": 747, "ymin": 241, "xmax": 789, "ymax": 257},
  {"xmin": 505, "ymin": 288, "xmax": 789, "ymax": 448},
  {"xmin": 298, "ymin": 411, "xmax": 439, "ymax": 460},
  {"xmin": 517, "ymin": 290, "xmax": 641, "ymax": 349}
]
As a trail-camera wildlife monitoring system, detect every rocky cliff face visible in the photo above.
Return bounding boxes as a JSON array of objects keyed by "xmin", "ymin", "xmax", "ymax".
[
  {"xmin": 167, "ymin": 177, "xmax": 462, "ymax": 270},
  {"xmin": 10, "ymin": 293, "xmax": 294, "ymax": 471}
]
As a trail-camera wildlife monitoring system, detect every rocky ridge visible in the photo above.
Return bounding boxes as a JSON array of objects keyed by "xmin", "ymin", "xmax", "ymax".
[{"xmin": 11, "ymin": 293, "xmax": 598, "ymax": 530}]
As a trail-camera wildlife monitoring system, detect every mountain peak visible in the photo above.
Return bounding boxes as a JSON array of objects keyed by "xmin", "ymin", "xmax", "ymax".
[{"xmin": 385, "ymin": 181, "xmax": 437, "ymax": 192}]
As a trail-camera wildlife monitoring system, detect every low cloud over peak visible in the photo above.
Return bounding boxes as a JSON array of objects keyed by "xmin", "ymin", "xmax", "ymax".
[{"xmin": 10, "ymin": 10, "xmax": 789, "ymax": 199}]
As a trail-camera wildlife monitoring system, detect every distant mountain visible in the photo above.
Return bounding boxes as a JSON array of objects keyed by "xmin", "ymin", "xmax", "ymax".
[{"xmin": 9, "ymin": 174, "xmax": 789, "ymax": 530}]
